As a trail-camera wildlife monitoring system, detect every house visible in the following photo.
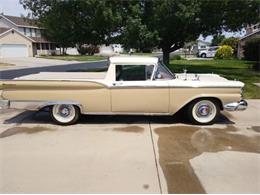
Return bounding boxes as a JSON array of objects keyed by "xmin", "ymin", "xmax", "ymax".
[
  {"xmin": 196, "ymin": 40, "xmax": 211, "ymax": 51},
  {"xmin": 237, "ymin": 23, "xmax": 260, "ymax": 59},
  {"xmin": 0, "ymin": 14, "xmax": 56, "ymax": 58}
]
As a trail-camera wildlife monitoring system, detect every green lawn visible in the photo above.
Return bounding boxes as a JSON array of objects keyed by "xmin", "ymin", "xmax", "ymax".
[
  {"xmin": 39, "ymin": 55, "xmax": 106, "ymax": 61},
  {"xmin": 169, "ymin": 59, "xmax": 260, "ymax": 99}
]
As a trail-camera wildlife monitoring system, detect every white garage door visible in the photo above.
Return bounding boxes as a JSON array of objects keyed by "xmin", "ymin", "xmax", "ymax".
[{"xmin": 0, "ymin": 44, "xmax": 28, "ymax": 58}]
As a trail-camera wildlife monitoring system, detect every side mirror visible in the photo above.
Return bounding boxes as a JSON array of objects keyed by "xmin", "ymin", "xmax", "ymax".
[{"xmin": 157, "ymin": 73, "xmax": 162, "ymax": 79}]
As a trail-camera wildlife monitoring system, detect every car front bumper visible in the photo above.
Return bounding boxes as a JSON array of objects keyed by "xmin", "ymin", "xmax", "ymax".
[{"xmin": 224, "ymin": 99, "xmax": 248, "ymax": 111}]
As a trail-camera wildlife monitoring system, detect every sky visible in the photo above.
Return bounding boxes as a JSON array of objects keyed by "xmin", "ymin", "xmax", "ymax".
[
  {"xmin": 0, "ymin": 0, "xmax": 245, "ymax": 43},
  {"xmin": 0, "ymin": 0, "xmax": 28, "ymax": 16}
]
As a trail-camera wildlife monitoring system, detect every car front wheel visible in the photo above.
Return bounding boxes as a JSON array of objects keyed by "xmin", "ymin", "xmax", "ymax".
[
  {"xmin": 51, "ymin": 104, "xmax": 80, "ymax": 125},
  {"xmin": 188, "ymin": 99, "xmax": 220, "ymax": 125}
]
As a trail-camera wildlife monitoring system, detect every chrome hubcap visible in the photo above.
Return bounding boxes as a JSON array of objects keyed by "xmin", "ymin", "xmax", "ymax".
[
  {"xmin": 58, "ymin": 105, "xmax": 70, "ymax": 117},
  {"xmin": 197, "ymin": 105, "xmax": 211, "ymax": 117}
]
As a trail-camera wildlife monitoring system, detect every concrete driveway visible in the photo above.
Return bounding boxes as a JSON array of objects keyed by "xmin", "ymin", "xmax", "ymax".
[{"xmin": 0, "ymin": 100, "xmax": 259, "ymax": 193}]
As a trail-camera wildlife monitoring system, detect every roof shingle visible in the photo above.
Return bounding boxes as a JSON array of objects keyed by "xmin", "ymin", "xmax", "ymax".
[
  {"xmin": 29, "ymin": 36, "xmax": 52, "ymax": 43},
  {"xmin": 0, "ymin": 27, "xmax": 11, "ymax": 34},
  {"xmin": 2, "ymin": 15, "xmax": 39, "ymax": 27}
]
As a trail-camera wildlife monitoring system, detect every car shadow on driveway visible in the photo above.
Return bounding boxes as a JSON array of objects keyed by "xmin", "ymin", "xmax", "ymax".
[{"xmin": 3, "ymin": 110, "xmax": 235, "ymax": 125}]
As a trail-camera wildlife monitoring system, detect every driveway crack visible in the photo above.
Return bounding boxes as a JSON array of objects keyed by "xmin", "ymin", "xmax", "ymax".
[{"xmin": 148, "ymin": 121, "xmax": 162, "ymax": 194}]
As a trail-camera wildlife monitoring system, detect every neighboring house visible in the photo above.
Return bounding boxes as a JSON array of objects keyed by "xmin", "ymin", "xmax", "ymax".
[
  {"xmin": 196, "ymin": 40, "xmax": 211, "ymax": 50},
  {"xmin": 237, "ymin": 23, "xmax": 260, "ymax": 59},
  {"xmin": 0, "ymin": 14, "xmax": 56, "ymax": 58}
]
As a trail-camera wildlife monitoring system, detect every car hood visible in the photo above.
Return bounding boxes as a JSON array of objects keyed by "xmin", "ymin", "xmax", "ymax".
[{"xmin": 171, "ymin": 73, "xmax": 244, "ymax": 88}]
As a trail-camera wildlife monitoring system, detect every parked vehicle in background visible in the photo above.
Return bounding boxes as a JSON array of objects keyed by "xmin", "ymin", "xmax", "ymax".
[{"xmin": 198, "ymin": 46, "xmax": 219, "ymax": 58}]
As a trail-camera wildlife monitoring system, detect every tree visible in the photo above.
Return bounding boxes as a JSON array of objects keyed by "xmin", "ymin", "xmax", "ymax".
[
  {"xmin": 20, "ymin": 0, "xmax": 123, "ymax": 54},
  {"xmin": 211, "ymin": 35, "xmax": 225, "ymax": 46},
  {"xmin": 121, "ymin": 17, "xmax": 159, "ymax": 52},
  {"xmin": 21, "ymin": 0, "xmax": 260, "ymax": 64},
  {"xmin": 120, "ymin": 0, "xmax": 259, "ymax": 64}
]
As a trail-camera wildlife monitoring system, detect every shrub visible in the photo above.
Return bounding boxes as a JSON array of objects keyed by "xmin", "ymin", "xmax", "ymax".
[
  {"xmin": 214, "ymin": 45, "xmax": 233, "ymax": 59},
  {"xmin": 171, "ymin": 54, "xmax": 182, "ymax": 60},
  {"xmin": 77, "ymin": 45, "xmax": 88, "ymax": 55},
  {"xmin": 77, "ymin": 44, "xmax": 100, "ymax": 55},
  {"xmin": 220, "ymin": 37, "xmax": 239, "ymax": 55}
]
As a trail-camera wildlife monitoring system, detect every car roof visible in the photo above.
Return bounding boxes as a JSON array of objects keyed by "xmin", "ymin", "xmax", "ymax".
[{"xmin": 109, "ymin": 56, "xmax": 159, "ymax": 64}]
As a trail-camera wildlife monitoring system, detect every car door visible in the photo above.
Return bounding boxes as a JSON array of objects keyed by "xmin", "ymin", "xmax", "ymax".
[{"xmin": 111, "ymin": 64, "xmax": 170, "ymax": 113}]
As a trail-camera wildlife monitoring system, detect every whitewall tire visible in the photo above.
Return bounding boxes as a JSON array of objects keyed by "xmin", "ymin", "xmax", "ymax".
[
  {"xmin": 201, "ymin": 53, "xmax": 206, "ymax": 58},
  {"xmin": 51, "ymin": 104, "xmax": 80, "ymax": 125},
  {"xmin": 188, "ymin": 99, "xmax": 220, "ymax": 125}
]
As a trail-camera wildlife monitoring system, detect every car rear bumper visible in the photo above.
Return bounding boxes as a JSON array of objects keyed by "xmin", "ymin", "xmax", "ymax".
[{"xmin": 224, "ymin": 99, "xmax": 248, "ymax": 111}]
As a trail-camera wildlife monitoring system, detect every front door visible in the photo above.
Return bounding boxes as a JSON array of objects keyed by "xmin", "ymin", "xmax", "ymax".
[{"xmin": 111, "ymin": 64, "xmax": 170, "ymax": 113}]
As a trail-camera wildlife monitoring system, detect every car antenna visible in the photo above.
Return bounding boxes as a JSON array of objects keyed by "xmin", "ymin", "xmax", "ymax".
[{"xmin": 183, "ymin": 64, "xmax": 187, "ymax": 80}]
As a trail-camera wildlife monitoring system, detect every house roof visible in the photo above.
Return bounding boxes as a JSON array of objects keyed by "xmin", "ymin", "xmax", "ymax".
[
  {"xmin": 29, "ymin": 36, "xmax": 53, "ymax": 43},
  {"xmin": 1, "ymin": 14, "xmax": 40, "ymax": 28},
  {"xmin": 0, "ymin": 27, "xmax": 10, "ymax": 34},
  {"xmin": 0, "ymin": 28, "xmax": 35, "ymax": 42},
  {"xmin": 197, "ymin": 39, "xmax": 211, "ymax": 45},
  {"xmin": 239, "ymin": 29, "xmax": 260, "ymax": 40}
]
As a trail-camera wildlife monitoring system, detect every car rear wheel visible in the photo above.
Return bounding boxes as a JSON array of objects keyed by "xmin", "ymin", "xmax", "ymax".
[
  {"xmin": 201, "ymin": 53, "xmax": 206, "ymax": 58},
  {"xmin": 51, "ymin": 104, "xmax": 80, "ymax": 125},
  {"xmin": 188, "ymin": 99, "xmax": 220, "ymax": 125}
]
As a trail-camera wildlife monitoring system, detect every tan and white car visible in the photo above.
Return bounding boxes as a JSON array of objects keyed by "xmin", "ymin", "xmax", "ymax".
[{"xmin": 0, "ymin": 56, "xmax": 247, "ymax": 125}]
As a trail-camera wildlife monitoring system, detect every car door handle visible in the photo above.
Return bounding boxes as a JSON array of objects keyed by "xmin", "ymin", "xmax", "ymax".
[{"xmin": 112, "ymin": 82, "xmax": 123, "ymax": 86}]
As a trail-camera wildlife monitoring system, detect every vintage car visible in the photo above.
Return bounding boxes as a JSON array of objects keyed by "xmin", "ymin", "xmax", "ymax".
[{"xmin": 0, "ymin": 56, "xmax": 247, "ymax": 125}]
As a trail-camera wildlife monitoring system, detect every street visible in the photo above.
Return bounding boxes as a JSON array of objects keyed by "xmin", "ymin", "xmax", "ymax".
[
  {"xmin": 0, "ymin": 100, "xmax": 259, "ymax": 193},
  {"xmin": 0, "ymin": 59, "xmax": 107, "ymax": 79}
]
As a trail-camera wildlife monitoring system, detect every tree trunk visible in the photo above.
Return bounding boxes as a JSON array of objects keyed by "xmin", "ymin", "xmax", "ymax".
[
  {"xmin": 162, "ymin": 43, "xmax": 183, "ymax": 65},
  {"xmin": 162, "ymin": 48, "xmax": 170, "ymax": 65}
]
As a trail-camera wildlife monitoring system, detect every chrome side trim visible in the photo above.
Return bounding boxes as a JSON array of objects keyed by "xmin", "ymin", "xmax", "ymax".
[
  {"xmin": 224, "ymin": 100, "xmax": 248, "ymax": 111},
  {"xmin": 8, "ymin": 100, "xmax": 84, "ymax": 113},
  {"xmin": 82, "ymin": 111, "xmax": 171, "ymax": 116},
  {"xmin": 108, "ymin": 85, "xmax": 242, "ymax": 89},
  {"xmin": 0, "ymin": 100, "xmax": 10, "ymax": 109}
]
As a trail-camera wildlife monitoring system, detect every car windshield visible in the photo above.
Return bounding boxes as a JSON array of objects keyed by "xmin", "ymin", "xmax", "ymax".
[{"xmin": 154, "ymin": 61, "xmax": 175, "ymax": 80}]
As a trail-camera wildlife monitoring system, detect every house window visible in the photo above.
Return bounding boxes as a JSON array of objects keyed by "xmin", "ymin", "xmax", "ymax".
[
  {"xmin": 31, "ymin": 28, "xmax": 36, "ymax": 37},
  {"xmin": 23, "ymin": 27, "xmax": 26, "ymax": 35},
  {"xmin": 36, "ymin": 29, "xmax": 41, "ymax": 37},
  {"xmin": 41, "ymin": 43, "xmax": 45, "ymax": 50},
  {"xmin": 36, "ymin": 43, "xmax": 40, "ymax": 50},
  {"xmin": 45, "ymin": 43, "xmax": 49, "ymax": 50},
  {"xmin": 50, "ymin": 43, "xmax": 56, "ymax": 50},
  {"xmin": 26, "ymin": 28, "xmax": 30, "ymax": 36}
]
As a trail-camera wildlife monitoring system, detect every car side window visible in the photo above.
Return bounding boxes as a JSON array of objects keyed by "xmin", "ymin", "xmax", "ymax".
[
  {"xmin": 154, "ymin": 62, "xmax": 174, "ymax": 80},
  {"xmin": 116, "ymin": 65, "xmax": 154, "ymax": 81}
]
